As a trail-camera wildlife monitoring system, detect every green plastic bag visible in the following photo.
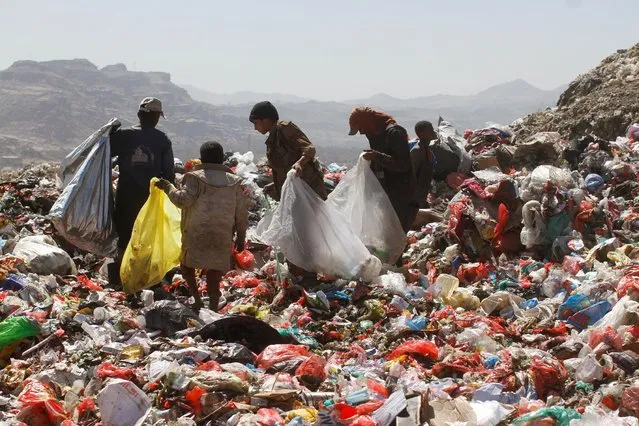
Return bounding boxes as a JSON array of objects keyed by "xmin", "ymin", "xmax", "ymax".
[
  {"xmin": 121, "ymin": 178, "xmax": 181, "ymax": 294},
  {"xmin": 0, "ymin": 316, "xmax": 41, "ymax": 349},
  {"xmin": 513, "ymin": 407, "xmax": 581, "ymax": 426},
  {"xmin": 544, "ymin": 211, "xmax": 570, "ymax": 245}
]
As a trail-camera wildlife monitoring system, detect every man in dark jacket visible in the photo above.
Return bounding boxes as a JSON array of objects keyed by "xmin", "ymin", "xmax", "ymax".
[
  {"xmin": 348, "ymin": 107, "xmax": 418, "ymax": 234},
  {"xmin": 109, "ymin": 97, "xmax": 175, "ymax": 287},
  {"xmin": 411, "ymin": 121, "xmax": 436, "ymax": 208}
]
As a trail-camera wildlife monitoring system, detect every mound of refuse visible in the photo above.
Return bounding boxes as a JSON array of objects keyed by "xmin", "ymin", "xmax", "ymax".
[
  {"xmin": 5, "ymin": 46, "xmax": 639, "ymax": 424},
  {"xmin": 3, "ymin": 134, "xmax": 639, "ymax": 425},
  {"xmin": 512, "ymin": 43, "xmax": 639, "ymax": 141}
]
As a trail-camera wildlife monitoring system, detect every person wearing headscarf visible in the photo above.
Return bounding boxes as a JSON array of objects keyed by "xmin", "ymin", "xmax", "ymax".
[
  {"xmin": 249, "ymin": 101, "xmax": 327, "ymax": 201},
  {"xmin": 348, "ymin": 107, "xmax": 418, "ymax": 233}
]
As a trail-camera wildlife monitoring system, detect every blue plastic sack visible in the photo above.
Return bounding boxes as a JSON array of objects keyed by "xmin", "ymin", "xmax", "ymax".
[
  {"xmin": 558, "ymin": 294, "xmax": 592, "ymax": 320},
  {"xmin": 584, "ymin": 174, "xmax": 604, "ymax": 192},
  {"xmin": 567, "ymin": 300, "xmax": 612, "ymax": 331},
  {"xmin": 0, "ymin": 274, "xmax": 28, "ymax": 291}
]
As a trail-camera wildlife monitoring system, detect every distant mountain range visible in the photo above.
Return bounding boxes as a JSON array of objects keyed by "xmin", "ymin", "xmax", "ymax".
[
  {"xmin": 183, "ymin": 79, "xmax": 566, "ymax": 110},
  {"xmin": 180, "ymin": 85, "xmax": 311, "ymax": 105},
  {"xmin": 0, "ymin": 59, "xmax": 565, "ymax": 168}
]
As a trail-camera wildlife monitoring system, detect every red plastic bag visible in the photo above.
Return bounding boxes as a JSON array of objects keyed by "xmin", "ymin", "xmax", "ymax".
[
  {"xmin": 77, "ymin": 275, "xmax": 103, "ymax": 292},
  {"xmin": 617, "ymin": 274, "xmax": 639, "ymax": 298},
  {"xmin": 76, "ymin": 397, "xmax": 96, "ymax": 418},
  {"xmin": 348, "ymin": 416, "xmax": 377, "ymax": 426},
  {"xmin": 17, "ymin": 380, "xmax": 68, "ymax": 424},
  {"xmin": 493, "ymin": 203, "xmax": 509, "ymax": 238},
  {"xmin": 356, "ymin": 401, "xmax": 384, "ymax": 415},
  {"xmin": 256, "ymin": 344, "xmax": 310, "ymax": 370},
  {"xmin": 457, "ymin": 263, "xmax": 488, "ymax": 284},
  {"xmin": 386, "ymin": 339, "xmax": 438, "ymax": 361},
  {"xmin": 196, "ymin": 360, "xmax": 223, "ymax": 372},
  {"xmin": 529, "ymin": 356, "xmax": 567, "ymax": 399},
  {"xmin": 589, "ymin": 327, "xmax": 623, "ymax": 350},
  {"xmin": 228, "ymin": 274, "xmax": 260, "ymax": 288},
  {"xmin": 622, "ymin": 386, "xmax": 639, "ymax": 417},
  {"xmin": 332, "ymin": 403, "xmax": 357, "ymax": 421},
  {"xmin": 295, "ymin": 354, "xmax": 326, "ymax": 388},
  {"xmin": 233, "ymin": 249, "xmax": 255, "ymax": 270},
  {"xmin": 252, "ymin": 282, "xmax": 275, "ymax": 298},
  {"xmin": 492, "ymin": 231, "xmax": 523, "ymax": 254},
  {"xmin": 432, "ymin": 352, "xmax": 485, "ymax": 378},
  {"xmin": 96, "ymin": 362, "xmax": 136, "ymax": 381},
  {"xmin": 562, "ymin": 256, "xmax": 585, "ymax": 275},
  {"xmin": 257, "ymin": 408, "xmax": 285, "ymax": 426},
  {"xmin": 367, "ymin": 379, "xmax": 389, "ymax": 398},
  {"xmin": 185, "ymin": 386, "xmax": 205, "ymax": 416}
]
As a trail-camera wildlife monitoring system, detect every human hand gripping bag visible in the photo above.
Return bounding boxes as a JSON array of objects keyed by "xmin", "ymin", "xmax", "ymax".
[
  {"xmin": 49, "ymin": 119, "xmax": 120, "ymax": 256},
  {"xmin": 256, "ymin": 170, "xmax": 381, "ymax": 281},
  {"xmin": 327, "ymin": 154, "xmax": 406, "ymax": 265},
  {"xmin": 120, "ymin": 178, "xmax": 181, "ymax": 294}
]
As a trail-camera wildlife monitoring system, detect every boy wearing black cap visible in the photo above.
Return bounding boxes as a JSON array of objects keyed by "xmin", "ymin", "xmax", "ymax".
[
  {"xmin": 249, "ymin": 101, "xmax": 326, "ymax": 286},
  {"xmin": 249, "ymin": 101, "xmax": 326, "ymax": 201}
]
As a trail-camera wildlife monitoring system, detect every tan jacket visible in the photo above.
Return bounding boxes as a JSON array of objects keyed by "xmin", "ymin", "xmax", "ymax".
[
  {"xmin": 166, "ymin": 164, "xmax": 249, "ymax": 271},
  {"xmin": 266, "ymin": 121, "xmax": 327, "ymax": 201}
]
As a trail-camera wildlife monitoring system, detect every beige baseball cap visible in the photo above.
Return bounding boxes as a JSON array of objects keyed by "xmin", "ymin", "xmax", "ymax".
[{"xmin": 139, "ymin": 97, "xmax": 165, "ymax": 117}]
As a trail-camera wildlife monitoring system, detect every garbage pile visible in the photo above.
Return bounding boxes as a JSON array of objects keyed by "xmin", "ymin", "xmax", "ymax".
[
  {"xmin": 512, "ymin": 43, "xmax": 639, "ymax": 142},
  {"xmin": 6, "ymin": 52, "xmax": 639, "ymax": 422},
  {"xmin": 3, "ymin": 124, "xmax": 639, "ymax": 426}
]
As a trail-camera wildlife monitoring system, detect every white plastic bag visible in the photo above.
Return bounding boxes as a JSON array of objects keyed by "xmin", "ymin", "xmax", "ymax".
[
  {"xmin": 256, "ymin": 170, "xmax": 381, "ymax": 281},
  {"xmin": 570, "ymin": 406, "xmax": 639, "ymax": 425},
  {"xmin": 521, "ymin": 200, "xmax": 545, "ymax": 248},
  {"xmin": 11, "ymin": 235, "xmax": 76, "ymax": 275},
  {"xmin": 520, "ymin": 165, "xmax": 576, "ymax": 202},
  {"xmin": 437, "ymin": 117, "xmax": 472, "ymax": 174},
  {"xmin": 327, "ymin": 155, "xmax": 406, "ymax": 264},
  {"xmin": 97, "ymin": 379, "xmax": 151, "ymax": 426},
  {"xmin": 469, "ymin": 401, "xmax": 514, "ymax": 426},
  {"xmin": 49, "ymin": 119, "xmax": 119, "ymax": 256}
]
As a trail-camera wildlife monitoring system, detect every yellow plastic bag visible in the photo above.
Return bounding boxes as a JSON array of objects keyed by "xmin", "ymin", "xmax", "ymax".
[{"xmin": 120, "ymin": 178, "xmax": 181, "ymax": 294}]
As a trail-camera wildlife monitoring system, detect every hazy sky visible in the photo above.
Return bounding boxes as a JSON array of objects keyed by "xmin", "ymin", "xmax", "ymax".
[{"xmin": 1, "ymin": 0, "xmax": 636, "ymax": 100}]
